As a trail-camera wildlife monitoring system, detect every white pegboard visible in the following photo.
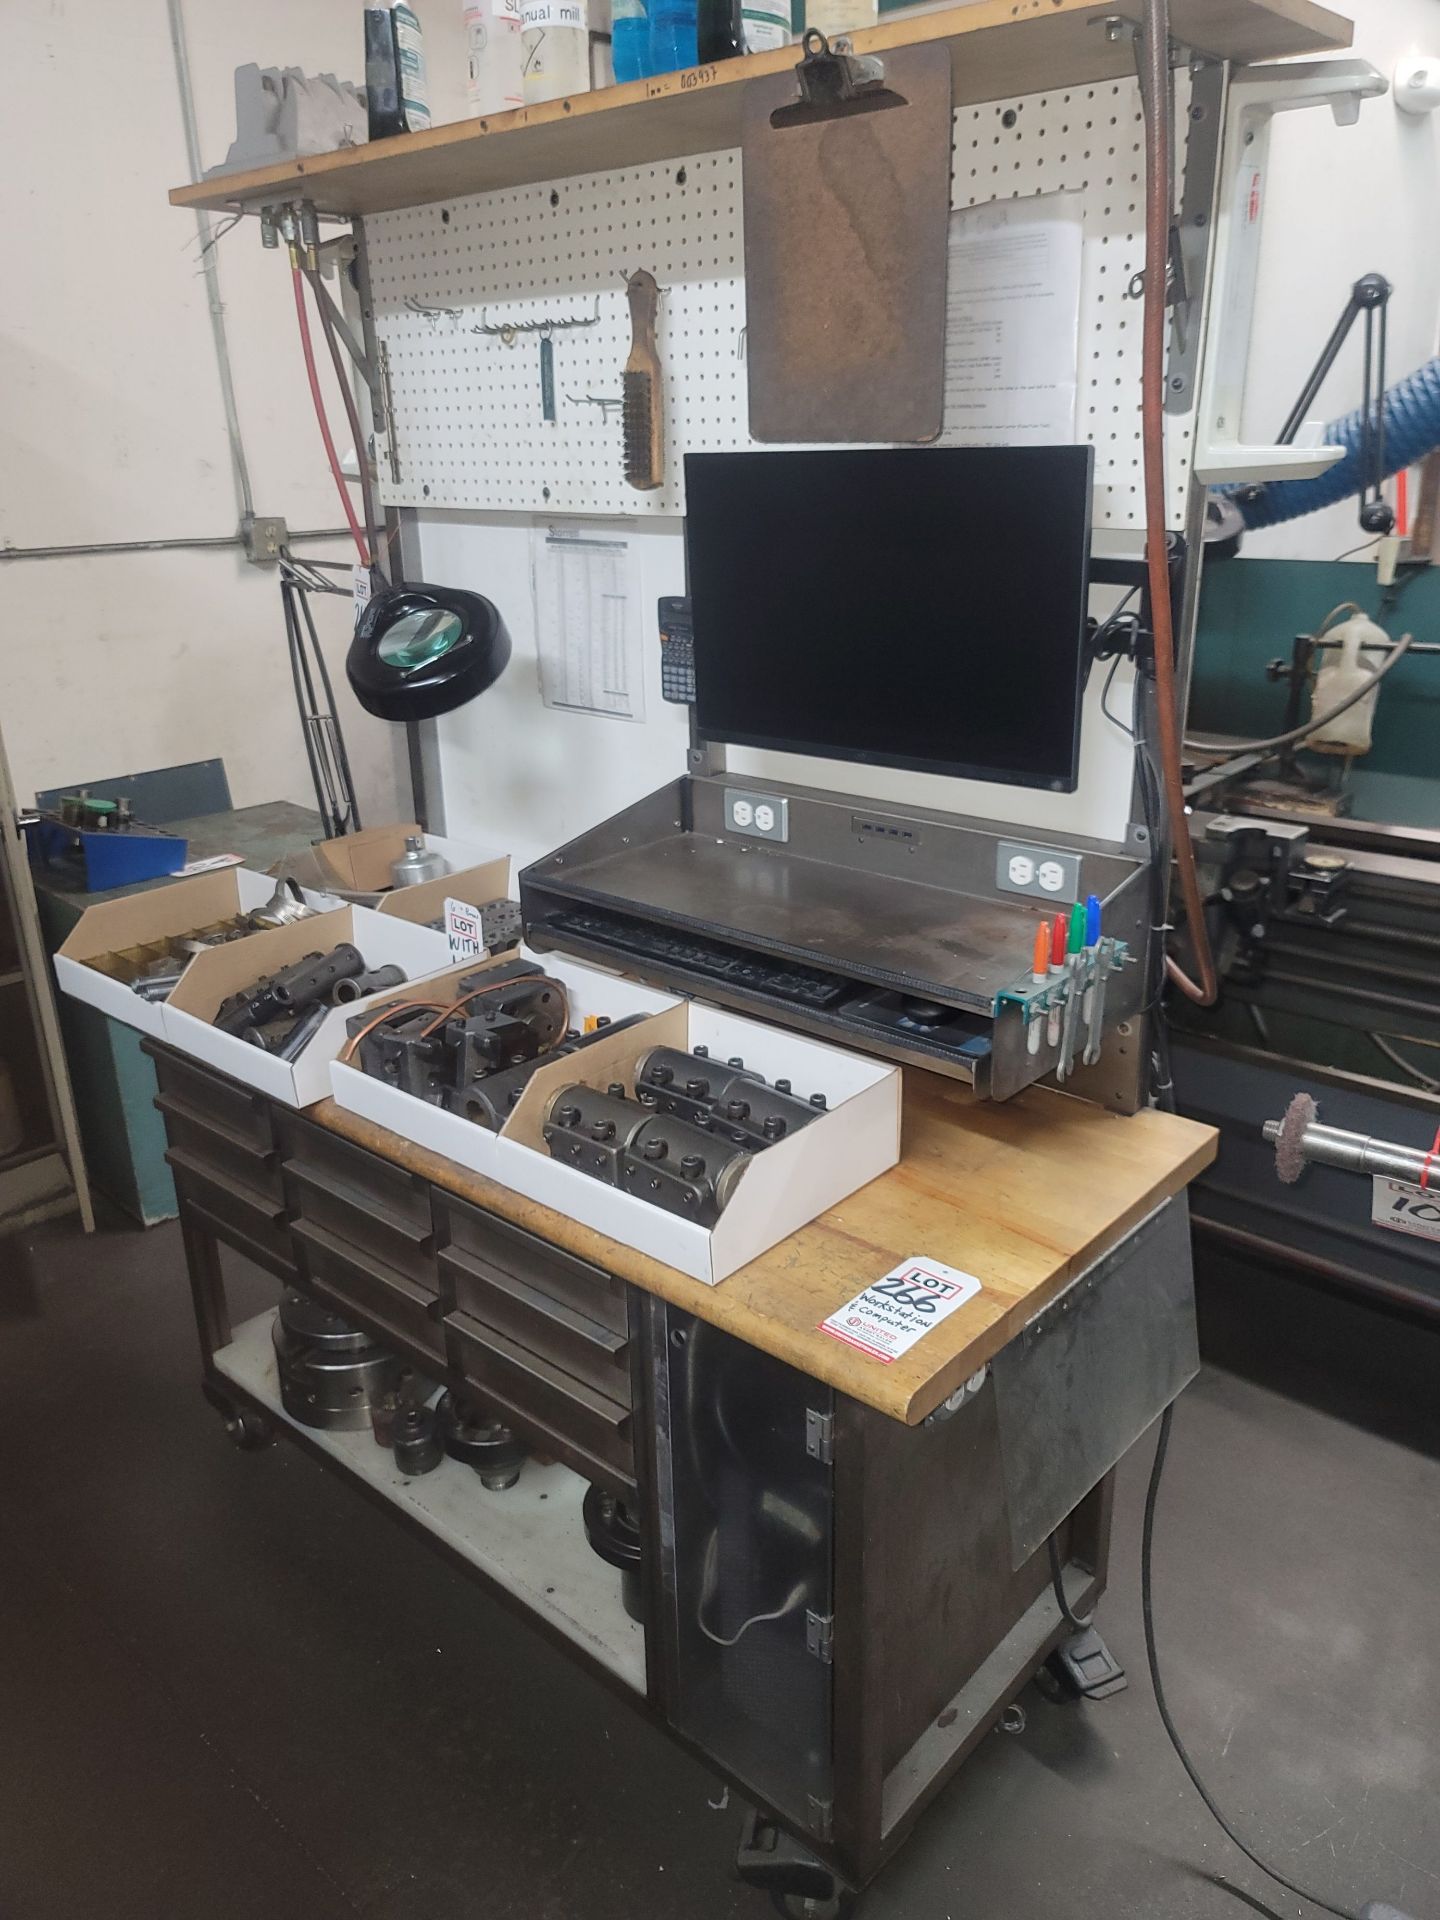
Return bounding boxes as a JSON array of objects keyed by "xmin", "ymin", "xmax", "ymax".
[{"xmin": 367, "ymin": 71, "xmax": 1197, "ymax": 529}]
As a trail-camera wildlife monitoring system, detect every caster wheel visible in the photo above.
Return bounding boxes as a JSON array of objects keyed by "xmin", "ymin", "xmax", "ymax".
[
  {"xmin": 770, "ymin": 1892, "xmax": 853, "ymax": 1920},
  {"xmin": 1035, "ymin": 1656, "xmax": 1078, "ymax": 1704},
  {"xmin": 224, "ymin": 1406, "xmax": 274, "ymax": 1450}
]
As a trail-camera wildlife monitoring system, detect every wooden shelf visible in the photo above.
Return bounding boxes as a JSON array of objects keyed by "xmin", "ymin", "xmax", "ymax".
[{"xmin": 171, "ymin": 0, "xmax": 1350, "ymax": 218}]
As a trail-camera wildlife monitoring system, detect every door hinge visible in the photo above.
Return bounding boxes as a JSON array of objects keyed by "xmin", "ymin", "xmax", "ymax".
[
  {"xmin": 805, "ymin": 1407, "xmax": 833, "ymax": 1464},
  {"xmin": 806, "ymin": 1794, "xmax": 834, "ymax": 1842},
  {"xmin": 805, "ymin": 1609, "xmax": 834, "ymax": 1664}
]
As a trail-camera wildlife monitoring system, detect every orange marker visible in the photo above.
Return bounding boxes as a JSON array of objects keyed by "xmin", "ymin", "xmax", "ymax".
[{"xmin": 1032, "ymin": 923, "xmax": 1050, "ymax": 984}]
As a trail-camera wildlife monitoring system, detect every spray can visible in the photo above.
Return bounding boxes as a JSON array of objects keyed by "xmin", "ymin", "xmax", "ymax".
[
  {"xmin": 463, "ymin": 0, "xmax": 525, "ymax": 114},
  {"xmin": 522, "ymin": 0, "xmax": 592, "ymax": 101}
]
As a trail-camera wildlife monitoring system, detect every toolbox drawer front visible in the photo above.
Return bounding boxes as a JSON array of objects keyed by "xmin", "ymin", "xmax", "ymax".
[
  {"xmin": 156, "ymin": 1094, "xmax": 284, "ymax": 1204},
  {"xmin": 279, "ymin": 1114, "xmax": 434, "ymax": 1234},
  {"xmin": 166, "ymin": 1150, "xmax": 295, "ymax": 1279},
  {"xmin": 438, "ymin": 1195, "xmax": 629, "ymax": 1337},
  {"xmin": 285, "ymin": 1160, "xmax": 438, "ymax": 1289},
  {"xmin": 291, "ymin": 1219, "xmax": 446, "ymax": 1364},
  {"xmin": 439, "ymin": 1246, "xmax": 630, "ymax": 1401},
  {"xmin": 446, "ymin": 1309, "xmax": 634, "ymax": 1492},
  {"xmin": 150, "ymin": 1048, "xmax": 275, "ymax": 1153}
]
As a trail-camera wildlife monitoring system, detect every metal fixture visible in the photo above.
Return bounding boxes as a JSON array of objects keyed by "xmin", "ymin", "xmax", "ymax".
[
  {"xmin": 271, "ymin": 1289, "xmax": 401, "ymax": 1431},
  {"xmin": 436, "ymin": 1390, "xmax": 527, "ymax": 1489},
  {"xmin": 582, "ymin": 1483, "xmax": 645, "ymax": 1622},
  {"xmin": 1266, "ymin": 1092, "xmax": 1439, "ymax": 1186},
  {"xmin": 390, "ymin": 835, "xmax": 448, "ymax": 889},
  {"xmin": 392, "ymin": 1403, "xmax": 443, "ymax": 1476}
]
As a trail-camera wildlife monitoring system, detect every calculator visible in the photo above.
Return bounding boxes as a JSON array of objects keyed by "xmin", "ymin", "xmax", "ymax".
[{"xmin": 658, "ymin": 596, "xmax": 696, "ymax": 705}]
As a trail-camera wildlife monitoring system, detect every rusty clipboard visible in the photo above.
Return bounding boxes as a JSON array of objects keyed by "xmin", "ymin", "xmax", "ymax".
[{"xmin": 741, "ymin": 38, "xmax": 953, "ymax": 445}]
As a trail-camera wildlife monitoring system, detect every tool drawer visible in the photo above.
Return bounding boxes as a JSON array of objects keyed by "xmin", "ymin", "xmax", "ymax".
[
  {"xmin": 437, "ymin": 1194, "xmax": 629, "ymax": 1336},
  {"xmin": 290, "ymin": 1217, "xmax": 447, "ymax": 1365},
  {"xmin": 165, "ymin": 1149, "xmax": 296, "ymax": 1282},
  {"xmin": 445, "ymin": 1309, "xmax": 635, "ymax": 1495},
  {"xmin": 149, "ymin": 1046, "xmax": 277, "ymax": 1155},
  {"xmin": 278, "ymin": 1113, "xmax": 434, "ymax": 1235}
]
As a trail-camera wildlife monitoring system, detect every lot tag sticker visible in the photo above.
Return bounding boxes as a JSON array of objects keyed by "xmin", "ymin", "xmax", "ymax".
[
  {"xmin": 820, "ymin": 1257, "xmax": 983, "ymax": 1364},
  {"xmin": 445, "ymin": 897, "xmax": 484, "ymax": 964},
  {"xmin": 1372, "ymin": 1177, "xmax": 1440, "ymax": 1244}
]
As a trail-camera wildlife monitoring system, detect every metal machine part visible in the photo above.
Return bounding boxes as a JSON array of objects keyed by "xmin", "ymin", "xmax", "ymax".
[
  {"xmin": 1264, "ymin": 1092, "xmax": 1437, "ymax": 1187},
  {"xmin": 271, "ymin": 1289, "xmax": 401, "ymax": 1431},
  {"xmin": 390, "ymin": 834, "xmax": 448, "ymax": 888},
  {"xmin": 391, "ymin": 1403, "xmax": 443, "ymax": 1476},
  {"xmin": 216, "ymin": 943, "xmax": 365, "ymax": 1036},
  {"xmin": 521, "ymin": 775, "xmax": 1149, "ymax": 1105},
  {"xmin": 346, "ymin": 959, "xmax": 645, "ymax": 1125},
  {"xmin": 436, "ymin": 1390, "xmax": 527, "ymax": 1489},
  {"xmin": 582, "ymin": 1482, "xmax": 645, "ymax": 1623},
  {"xmin": 542, "ymin": 1082, "xmax": 753, "ymax": 1225},
  {"xmin": 332, "ymin": 962, "xmax": 407, "ymax": 1004},
  {"xmin": 635, "ymin": 1045, "xmax": 825, "ymax": 1145},
  {"xmin": 245, "ymin": 877, "xmax": 317, "ymax": 929}
]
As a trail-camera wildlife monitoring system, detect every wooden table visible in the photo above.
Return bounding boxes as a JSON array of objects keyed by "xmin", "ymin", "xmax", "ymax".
[
  {"xmin": 148, "ymin": 1037, "xmax": 1215, "ymax": 1901},
  {"xmin": 314, "ymin": 1070, "xmax": 1215, "ymax": 1424}
]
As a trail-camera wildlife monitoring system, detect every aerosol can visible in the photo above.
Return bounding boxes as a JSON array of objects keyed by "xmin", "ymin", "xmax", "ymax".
[{"xmin": 1307, "ymin": 609, "xmax": 1386, "ymax": 755}]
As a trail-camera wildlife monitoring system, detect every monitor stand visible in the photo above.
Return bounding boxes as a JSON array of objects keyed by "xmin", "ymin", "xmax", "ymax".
[{"xmin": 520, "ymin": 774, "xmax": 1149, "ymax": 1105}]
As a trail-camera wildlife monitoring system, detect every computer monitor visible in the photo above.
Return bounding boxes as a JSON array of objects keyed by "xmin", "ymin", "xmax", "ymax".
[{"xmin": 685, "ymin": 446, "xmax": 1094, "ymax": 793}]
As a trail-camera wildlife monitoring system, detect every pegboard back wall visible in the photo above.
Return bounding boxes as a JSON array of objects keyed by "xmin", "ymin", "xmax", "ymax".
[{"xmin": 367, "ymin": 70, "xmax": 1195, "ymax": 529}]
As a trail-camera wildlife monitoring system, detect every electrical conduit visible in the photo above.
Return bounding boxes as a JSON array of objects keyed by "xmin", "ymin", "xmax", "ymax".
[{"xmin": 291, "ymin": 267, "xmax": 371, "ymax": 568}]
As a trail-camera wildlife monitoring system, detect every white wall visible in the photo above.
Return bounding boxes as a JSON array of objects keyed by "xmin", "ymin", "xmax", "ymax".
[
  {"xmin": 0, "ymin": 0, "xmax": 468, "ymax": 819},
  {"xmin": 1239, "ymin": 0, "xmax": 1440, "ymax": 562}
]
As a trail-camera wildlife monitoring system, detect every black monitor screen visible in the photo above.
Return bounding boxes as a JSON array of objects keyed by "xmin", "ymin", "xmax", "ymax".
[{"xmin": 685, "ymin": 446, "xmax": 1094, "ymax": 792}]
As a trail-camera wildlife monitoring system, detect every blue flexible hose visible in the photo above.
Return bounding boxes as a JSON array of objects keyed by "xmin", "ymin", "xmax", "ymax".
[{"xmin": 1230, "ymin": 355, "xmax": 1440, "ymax": 529}]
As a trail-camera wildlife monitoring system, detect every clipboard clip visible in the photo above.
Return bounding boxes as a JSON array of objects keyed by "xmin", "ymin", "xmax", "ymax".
[{"xmin": 768, "ymin": 28, "xmax": 909, "ymax": 129}]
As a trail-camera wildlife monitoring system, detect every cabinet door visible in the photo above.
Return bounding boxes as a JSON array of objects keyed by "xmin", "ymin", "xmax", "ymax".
[
  {"xmin": 652, "ymin": 1306, "xmax": 835, "ymax": 1844},
  {"xmin": 0, "ymin": 727, "xmax": 92, "ymax": 1232}
]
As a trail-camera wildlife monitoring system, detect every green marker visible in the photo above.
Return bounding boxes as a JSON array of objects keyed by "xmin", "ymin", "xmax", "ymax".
[{"xmin": 1067, "ymin": 901, "xmax": 1086, "ymax": 955}]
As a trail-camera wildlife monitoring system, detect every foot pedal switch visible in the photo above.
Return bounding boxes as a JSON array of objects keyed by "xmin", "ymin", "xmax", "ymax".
[{"xmin": 1051, "ymin": 1625, "xmax": 1127, "ymax": 1700}]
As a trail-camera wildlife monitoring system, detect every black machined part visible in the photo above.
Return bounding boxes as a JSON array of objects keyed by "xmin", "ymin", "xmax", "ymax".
[
  {"xmin": 543, "ymin": 1084, "xmax": 649, "ymax": 1186},
  {"xmin": 454, "ymin": 1013, "xmax": 649, "ymax": 1129},
  {"xmin": 582, "ymin": 1482, "xmax": 646, "ymax": 1623},
  {"xmin": 449, "ymin": 1006, "xmax": 547, "ymax": 1083},
  {"xmin": 621, "ymin": 1111, "xmax": 752, "ymax": 1225},
  {"xmin": 436, "ymin": 1390, "xmax": 527, "ymax": 1489},
  {"xmin": 392, "ymin": 1403, "xmax": 443, "ymax": 1476},
  {"xmin": 216, "ymin": 943, "xmax": 366, "ymax": 1036},
  {"xmin": 274, "ymin": 1000, "xmax": 328, "ymax": 1062},
  {"xmin": 333, "ymin": 962, "xmax": 407, "ymax": 1004},
  {"xmin": 635, "ymin": 1045, "xmax": 823, "ymax": 1146},
  {"xmin": 354, "ymin": 1006, "xmax": 450, "ymax": 1101}
]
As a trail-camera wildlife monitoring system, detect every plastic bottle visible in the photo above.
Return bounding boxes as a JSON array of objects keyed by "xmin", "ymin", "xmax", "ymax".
[
  {"xmin": 392, "ymin": 2, "xmax": 433, "ymax": 127},
  {"xmin": 522, "ymin": 0, "xmax": 592, "ymax": 102},
  {"xmin": 805, "ymin": 0, "xmax": 876, "ymax": 37},
  {"xmin": 740, "ymin": 0, "xmax": 789, "ymax": 52},
  {"xmin": 648, "ymin": 0, "xmax": 696, "ymax": 76},
  {"xmin": 697, "ymin": 0, "xmax": 743, "ymax": 61},
  {"xmin": 463, "ymin": 0, "xmax": 525, "ymax": 114},
  {"xmin": 1307, "ymin": 610, "xmax": 1386, "ymax": 754},
  {"xmin": 611, "ymin": 0, "xmax": 650, "ymax": 82}
]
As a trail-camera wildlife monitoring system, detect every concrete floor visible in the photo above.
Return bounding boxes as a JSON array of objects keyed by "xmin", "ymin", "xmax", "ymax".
[{"xmin": 1, "ymin": 1217, "xmax": 1437, "ymax": 1920}]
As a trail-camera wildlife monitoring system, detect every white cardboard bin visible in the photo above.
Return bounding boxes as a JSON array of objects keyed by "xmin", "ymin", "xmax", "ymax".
[
  {"xmin": 53, "ymin": 867, "xmax": 331, "ymax": 1040},
  {"xmin": 333, "ymin": 954, "xmax": 901, "ymax": 1285},
  {"xmin": 328, "ymin": 946, "xmax": 679, "ymax": 1181},
  {"xmin": 160, "ymin": 906, "xmax": 451, "ymax": 1106},
  {"xmin": 274, "ymin": 823, "xmax": 510, "ymax": 922}
]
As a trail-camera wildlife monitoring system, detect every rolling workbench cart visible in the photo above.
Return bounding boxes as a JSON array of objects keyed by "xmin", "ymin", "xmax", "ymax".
[{"xmin": 146, "ymin": 1037, "xmax": 1212, "ymax": 1910}]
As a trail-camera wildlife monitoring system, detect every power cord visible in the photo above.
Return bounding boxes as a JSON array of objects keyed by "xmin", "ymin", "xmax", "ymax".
[
  {"xmin": 1142, "ymin": 1404, "xmax": 1361, "ymax": 1920},
  {"xmin": 1047, "ymin": 1533, "xmax": 1095, "ymax": 1634}
]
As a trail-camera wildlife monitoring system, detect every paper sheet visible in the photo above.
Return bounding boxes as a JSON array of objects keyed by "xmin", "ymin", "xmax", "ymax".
[
  {"xmin": 942, "ymin": 191, "xmax": 1084, "ymax": 445},
  {"xmin": 532, "ymin": 527, "xmax": 644, "ymax": 722}
]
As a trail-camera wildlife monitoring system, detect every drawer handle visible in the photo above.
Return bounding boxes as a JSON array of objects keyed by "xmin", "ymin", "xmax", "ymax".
[
  {"xmin": 165, "ymin": 1148, "xmax": 288, "ymax": 1224},
  {"xmin": 291, "ymin": 1219, "xmax": 437, "ymax": 1311},
  {"xmin": 285, "ymin": 1160, "xmax": 435, "ymax": 1250}
]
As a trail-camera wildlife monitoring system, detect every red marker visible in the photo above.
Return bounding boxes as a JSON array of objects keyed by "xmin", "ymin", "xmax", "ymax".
[{"xmin": 1050, "ymin": 912, "xmax": 1067, "ymax": 972}]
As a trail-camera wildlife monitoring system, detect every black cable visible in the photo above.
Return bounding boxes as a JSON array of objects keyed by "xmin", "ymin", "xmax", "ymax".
[
  {"xmin": 1142, "ymin": 1405, "xmax": 1356, "ymax": 1920},
  {"xmin": 1047, "ymin": 1533, "xmax": 1094, "ymax": 1633}
]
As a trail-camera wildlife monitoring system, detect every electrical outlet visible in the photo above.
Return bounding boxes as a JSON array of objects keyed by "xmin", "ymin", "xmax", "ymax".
[
  {"xmin": 996, "ymin": 841, "xmax": 1081, "ymax": 901},
  {"xmin": 725, "ymin": 789, "xmax": 789, "ymax": 841}
]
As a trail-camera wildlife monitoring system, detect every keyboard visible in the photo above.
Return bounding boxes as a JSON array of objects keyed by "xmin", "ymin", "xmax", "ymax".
[{"xmin": 545, "ymin": 908, "xmax": 849, "ymax": 1010}]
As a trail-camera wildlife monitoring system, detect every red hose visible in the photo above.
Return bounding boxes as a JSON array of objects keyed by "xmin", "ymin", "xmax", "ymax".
[
  {"xmin": 292, "ymin": 265, "xmax": 370, "ymax": 567},
  {"xmin": 1139, "ymin": 0, "xmax": 1217, "ymax": 1008}
]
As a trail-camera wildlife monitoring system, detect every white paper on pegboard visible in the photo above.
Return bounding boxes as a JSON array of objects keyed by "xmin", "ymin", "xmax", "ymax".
[{"xmin": 366, "ymin": 70, "xmax": 1196, "ymax": 531}]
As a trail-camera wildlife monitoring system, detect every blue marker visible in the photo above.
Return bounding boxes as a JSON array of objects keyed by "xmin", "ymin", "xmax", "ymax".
[{"xmin": 1085, "ymin": 893, "xmax": 1102, "ymax": 947}]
